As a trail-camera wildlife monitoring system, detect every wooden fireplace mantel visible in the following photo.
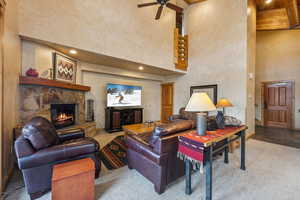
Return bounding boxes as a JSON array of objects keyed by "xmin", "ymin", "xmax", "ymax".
[{"xmin": 19, "ymin": 76, "xmax": 91, "ymax": 92}]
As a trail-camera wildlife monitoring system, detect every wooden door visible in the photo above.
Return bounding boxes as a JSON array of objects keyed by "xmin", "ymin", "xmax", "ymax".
[
  {"xmin": 263, "ymin": 81, "xmax": 294, "ymax": 129},
  {"xmin": 161, "ymin": 83, "xmax": 174, "ymax": 123}
]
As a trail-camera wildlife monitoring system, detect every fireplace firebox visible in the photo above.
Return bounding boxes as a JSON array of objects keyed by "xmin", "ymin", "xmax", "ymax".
[{"xmin": 51, "ymin": 104, "xmax": 76, "ymax": 129}]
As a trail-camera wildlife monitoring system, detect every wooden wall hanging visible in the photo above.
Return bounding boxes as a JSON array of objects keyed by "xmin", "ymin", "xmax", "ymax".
[{"xmin": 174, "ymin": 28, "xmax": 188, "ymax": 71}]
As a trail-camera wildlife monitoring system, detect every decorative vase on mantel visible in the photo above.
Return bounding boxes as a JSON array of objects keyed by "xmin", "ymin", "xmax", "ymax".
[{"xmin": 26, "ymin": 68, "xmax": 39, "ymax": 77}]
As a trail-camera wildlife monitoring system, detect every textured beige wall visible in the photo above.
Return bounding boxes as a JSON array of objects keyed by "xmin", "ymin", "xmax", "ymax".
[
  {"xmin": 167, "ymin": 0, "xmax": 248, "ymax": 124},
  {"xmin": 21, "ymin": 40, "xmax": 53, "ymax": 78},
  {"xmin": 18, "ymin": 0, "xmax": 177, "ymax": 71},
  {"xmin": 2, "ymin": 0, "xmax": 21, "ymax": 189},
  {"xmin": 246, "ymin": 0, "xmax": 256, "ymax": 135},
  {"xmin": 21, "ymin": 40, "xmax": 165, "ymax": 82},
  {"xmin": 20, "ymin": 40, "xmax": 162, "ymax": 128},
  {"xmin": 256, "ymin": 30, "xmax": 300, "ymax": 129},
  {"xmin": 83, "ymin": 71, "xmax": 161, "ymax": 129}
]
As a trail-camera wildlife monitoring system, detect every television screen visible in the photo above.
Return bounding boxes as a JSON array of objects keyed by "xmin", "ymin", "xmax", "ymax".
[{"xmin": 107, "ymin": 83, "xmax": 142, "ymax": 107}]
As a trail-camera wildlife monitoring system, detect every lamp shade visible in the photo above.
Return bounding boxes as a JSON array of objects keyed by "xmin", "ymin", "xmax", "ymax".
[
  {"xmin": 185, "ymin": 93, "xmax": 216, "ymax": 112},
  {"xmin": 216, "ymin": 98, "xmax": 233, "ymax": 108}
]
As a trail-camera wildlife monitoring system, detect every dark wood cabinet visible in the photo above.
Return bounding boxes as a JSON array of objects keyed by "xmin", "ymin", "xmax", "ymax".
[{"xmin": 105, "ymin": 108, "xmax": 143, "ymax": 133}]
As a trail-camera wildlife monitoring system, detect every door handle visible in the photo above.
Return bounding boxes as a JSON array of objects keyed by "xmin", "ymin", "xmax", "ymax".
[{"xmin": 264, "ymin": 102, "xmax": 267, "ymax": 109}]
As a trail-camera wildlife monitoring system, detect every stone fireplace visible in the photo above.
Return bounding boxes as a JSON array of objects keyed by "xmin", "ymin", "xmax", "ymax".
[
  {"xmin": 19, "ymin": 85, "xmax": 86, "ymax": 126},
  {"xmin": 17, "ymin": 77, "xmax": 97, "ymax": 137}
]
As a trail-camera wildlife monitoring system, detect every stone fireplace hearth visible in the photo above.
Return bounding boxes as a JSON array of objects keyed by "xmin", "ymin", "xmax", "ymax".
[{"xmin": 19, "ymin": 85, "xmax": 86, "ymax": 126}]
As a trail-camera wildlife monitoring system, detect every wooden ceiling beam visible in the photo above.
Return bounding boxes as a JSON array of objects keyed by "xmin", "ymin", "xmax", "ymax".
[
  {"xmin": 183, "ymin": 0, "xmax": 206, "ymax": 4},
  {"xmin": 282, "ymin": 0, "xmax": 299, "ymax": 27}
]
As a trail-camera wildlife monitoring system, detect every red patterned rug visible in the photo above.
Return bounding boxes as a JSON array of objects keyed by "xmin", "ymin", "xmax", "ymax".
[{"xmin": 100, "ymin": 136, "xmax": 128, "ymax": 170}]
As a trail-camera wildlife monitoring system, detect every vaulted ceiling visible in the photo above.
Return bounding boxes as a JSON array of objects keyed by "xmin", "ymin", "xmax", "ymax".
[{"xmin": 256, "ymin": 0, "xmax": 300, "ymax": 30}]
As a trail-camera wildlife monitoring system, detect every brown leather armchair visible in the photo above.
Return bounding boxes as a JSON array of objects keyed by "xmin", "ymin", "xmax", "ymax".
[
  {"xmin": 14, "ymin": 117, "xmax": 101, "ymax": 200},
  {"xmin": 126, "ymin": 120, "xmax": 195, "ymax": 194}
]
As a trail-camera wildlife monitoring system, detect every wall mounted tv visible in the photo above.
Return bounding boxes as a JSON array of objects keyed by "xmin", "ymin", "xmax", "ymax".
[{"xmin": 107, "ymin": 83, "xmax": 142, "ymax": 107}]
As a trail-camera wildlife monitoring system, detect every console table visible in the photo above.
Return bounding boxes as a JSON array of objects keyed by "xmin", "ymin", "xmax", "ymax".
[{"xmin": 179, "ymin": 126, "xmax": 247, "ymax": 200}]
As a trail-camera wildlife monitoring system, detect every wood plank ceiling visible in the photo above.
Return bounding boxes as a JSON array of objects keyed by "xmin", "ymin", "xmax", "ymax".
[
  {"xmin": 184, "ymin": 0, "xmax": 300, "ymax": 31},
  {"xmin": 256, "ymin": 0, "xmax": 300, "ymax": 30}
]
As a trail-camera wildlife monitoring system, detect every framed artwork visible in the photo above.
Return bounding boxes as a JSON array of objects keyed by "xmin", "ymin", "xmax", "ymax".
[
  {"xmin": 190, "ymin": 84, "xmax": 218, "ymax": 105},
  {"xmin": 53, "ymin": 53, "xmax": 77, "ymax": 83}
]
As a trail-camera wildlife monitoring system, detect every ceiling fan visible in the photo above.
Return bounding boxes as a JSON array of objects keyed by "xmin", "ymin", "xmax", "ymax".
[{"xmin": 138, "ymin": 0, "xmax": 183, "ymax": 20}]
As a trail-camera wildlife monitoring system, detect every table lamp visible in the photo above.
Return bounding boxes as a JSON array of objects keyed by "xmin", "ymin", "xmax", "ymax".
[
  {"xmin": 185, "ymin": 93, "xmax": 216, "ymax": 136},
  {"xmin": 216, "ymin": 98, "xmax": 233, "ymax": 115}
]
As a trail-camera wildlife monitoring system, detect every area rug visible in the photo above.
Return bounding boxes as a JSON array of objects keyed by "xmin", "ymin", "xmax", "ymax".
[{"xmin": 100, "ymin": 136, "xmax": 128, "ymax": 170}]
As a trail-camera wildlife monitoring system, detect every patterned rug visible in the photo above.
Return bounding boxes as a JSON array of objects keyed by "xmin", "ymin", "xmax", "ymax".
[{"xmin": 100, "ymin": 136, "xmax": 128, "ymax": 170}]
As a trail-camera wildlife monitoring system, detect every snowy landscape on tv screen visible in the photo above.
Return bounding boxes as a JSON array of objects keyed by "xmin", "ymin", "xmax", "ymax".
[{"xmin": 107, "ymin": 84, "xmax": 142, "ymax": 107}]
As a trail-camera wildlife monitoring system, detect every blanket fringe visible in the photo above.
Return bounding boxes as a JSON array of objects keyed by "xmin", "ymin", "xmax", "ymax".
[{"xmin": 177, "ymin": 152, "xmax": 204, "ymax": 174}]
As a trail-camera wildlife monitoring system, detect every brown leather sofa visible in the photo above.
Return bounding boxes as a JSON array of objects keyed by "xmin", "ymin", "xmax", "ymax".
[
  {"xmin": 14, "ymin": 117, "xmax": 101, "ymax": 200},
  {"xmin": 169, "ymin": 107, "xmax": 198, "ymax": 122},
  {"xmin": 126, "ymin": 118, "xmax": 226, "ymax": 194},
  {"xmin": 169, "ymin": 107, "xmax": 218, "ymax": 131},
  {"xmin": 126, "ymin": 120, "xmax": 195, "ymax": 194}
]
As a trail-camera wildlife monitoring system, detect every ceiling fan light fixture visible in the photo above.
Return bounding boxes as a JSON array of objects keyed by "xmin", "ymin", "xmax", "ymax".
[{"xmin": 137, "ymin": 0, "xmax": 183, "ymax": 20}]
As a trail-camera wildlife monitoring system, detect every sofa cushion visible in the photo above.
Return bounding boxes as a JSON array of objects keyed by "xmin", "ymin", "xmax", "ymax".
[
  {"xmin": 57, "ymin": 128, "xmax": 85, "ymax": 142},
  {"xmin": 22, "ymin": 117, "xmax": 60, "ymax": 150},
  {"xmin": 149, "ymin": 120, "xmax": 194, "ymax": 147}
]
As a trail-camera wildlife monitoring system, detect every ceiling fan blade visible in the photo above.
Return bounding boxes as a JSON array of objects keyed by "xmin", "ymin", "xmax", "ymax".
[
  {"xmin": 155, "ymin": 5, "xmax": 164, "ymax": 20},
  {"xmin": 138, "ymin": 2, "xmax": 159, "ymax": 8},
  {"xmin": 166, "ymin": 3, "xmax": 183, "ymax": 13}
]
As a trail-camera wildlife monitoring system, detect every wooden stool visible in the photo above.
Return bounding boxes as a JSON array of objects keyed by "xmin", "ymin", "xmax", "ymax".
[{"xmin": 52, "ymin": 158, "xmax": 95, "ymax": 200}]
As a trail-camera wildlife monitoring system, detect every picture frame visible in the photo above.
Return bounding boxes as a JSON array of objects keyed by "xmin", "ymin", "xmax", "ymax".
[
  {"xmin": 190, "ymin": 84, "xmax": 218, "ymax": 105},
  {"xmin": 53, "ymin": 53, "xmax": 77, "ymax": 83}
]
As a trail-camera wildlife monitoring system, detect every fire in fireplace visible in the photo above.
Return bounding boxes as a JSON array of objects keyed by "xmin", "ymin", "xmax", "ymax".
[{"xmin": 51, "ymin": 104, "xmax": 76, "ymax": 129}]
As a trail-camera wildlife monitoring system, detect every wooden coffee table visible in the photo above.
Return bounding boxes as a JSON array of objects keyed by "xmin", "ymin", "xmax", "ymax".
[{"xmin": 123, "ymin": 121, "xmax": 163, "ymax": 135}]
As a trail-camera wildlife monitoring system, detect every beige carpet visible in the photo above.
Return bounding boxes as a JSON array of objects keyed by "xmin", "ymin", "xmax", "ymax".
[{"xmin": 4, "ymin": 139, "xmax": 300, "ymax": 200}]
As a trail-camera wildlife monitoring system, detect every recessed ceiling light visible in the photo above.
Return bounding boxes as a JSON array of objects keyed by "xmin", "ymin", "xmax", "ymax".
[
  {"xmin": 138, "ymin": 66, "xmax": 144, "ymax": 70},
  {"xmin": 265, "ymin": 0, "xmax": 272, "ymax": 4},
  {"xmin": 70, "ymin": 49, "xmax": 77, "ymax": 54}
]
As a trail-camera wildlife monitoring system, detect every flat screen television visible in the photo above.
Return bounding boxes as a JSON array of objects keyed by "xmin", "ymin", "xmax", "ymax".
[{"xmin": 107, "ymin": 83, "xmax": 142, "ymax": 107}]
